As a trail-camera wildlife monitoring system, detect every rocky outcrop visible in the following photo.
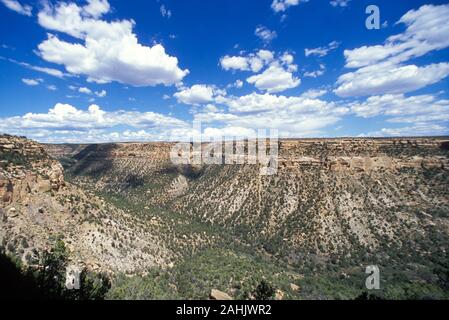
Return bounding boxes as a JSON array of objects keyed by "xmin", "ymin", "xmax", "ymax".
[
  {"xmin": 0, "ymin": 135, "xmax": 65, "ymax": 205},
  {"xmin": 0, "ymin": 177, "xmax": 13, "ymax": 204},
  {"xmin": 210, "ymin": 289, "xmax": 233, "ymax": 300},
  {"xmin": 0, "ymin": 135, "xmax": 174, "ymax": 274},
  {"xmin": 278, "ymin": 138, "xmax": 449, "ymax": 172}
]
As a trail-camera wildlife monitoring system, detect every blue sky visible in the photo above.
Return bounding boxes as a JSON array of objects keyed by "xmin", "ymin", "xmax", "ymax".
[{"xmin": 0, "ymin": 0, "xmax": 448, "ymax": 143}]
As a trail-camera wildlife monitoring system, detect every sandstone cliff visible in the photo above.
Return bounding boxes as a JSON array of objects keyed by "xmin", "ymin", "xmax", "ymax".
[
  {"xmin": 0, "ymin": 135, "xmax": 174, "ymax": 274},
  {"xmin": 46, "ymin": 137, "xmax": 449, "ymax": 265}
]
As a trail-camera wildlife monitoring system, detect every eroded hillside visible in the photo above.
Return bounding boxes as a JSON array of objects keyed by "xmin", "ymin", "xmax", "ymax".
[
  {"xmin": 48, "ymin": 138, "xmax": 449, "ymax": 257},
  {"xmin": 0, "ymin": 135, "xmax": 174, "ymax": 275},
  {"xmin": 5, "ymin": 136, "xmax": 449, "ymax": 299}
]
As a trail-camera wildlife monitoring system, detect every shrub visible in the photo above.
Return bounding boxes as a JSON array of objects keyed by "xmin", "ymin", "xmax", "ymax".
[{"xmin": 253, "ymin": 280, "xmax": 275, "ymax": 300}]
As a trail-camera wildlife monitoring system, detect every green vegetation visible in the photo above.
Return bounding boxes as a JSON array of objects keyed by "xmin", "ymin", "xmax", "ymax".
[
  {"xmin": 107, "ymin": 248, "xmax": 301, "ymax": 300},
  {"xmin": 253, "ymin": 280, "xmax": 276, "ymax": 300},
  {"xmin": 0, "ymin": 149, "xmax": 29, "ymax": 168}
]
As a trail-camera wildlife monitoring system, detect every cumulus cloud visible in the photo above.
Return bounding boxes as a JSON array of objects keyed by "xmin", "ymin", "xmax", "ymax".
[
  {"xmin": 0, "ymin": 103, "xmax": 188, "ymax": 142},
  {"xmin": 344, "ymin": 5, "xmax": 449, "ymax": 69},
  {"xmin": 174, "ymin": 84, "xmax": 226, "ymax": 106},
  {"xmin": 350, "ymin": 93, "xmax": 449, "ymax": 120},
  {"xmin": 336, "ymin": 4, "xmax": 449, "ymax": 97},
  {"xmin": 1, "ymin": 0, "xmax": 32, "ymax": 16},
  {"xmin": 351, "ymin": 93, "xmax": 449, "ymax": 137},
  {"xmin": 335, "ymin": 62, "xmax": 449, "ymax": 97},
  {"xmin": 220, "ymin": 50, "xmax": 274, "ymax": 72},
  {"xmin": 36, "ymin": 0, "xmax": 188, "ymax": 87},
  {"xmin": 220, "ymin": 50, "xmax": 300, "ymax": 93},
  {"xmin": 220, "ymin": 56, "xmax": 250, "ymax": 71},
  {"xmin": 84, "ymin": 0, "xmax": 109, "ymax": 18},
  {"xmin": 247, "ymin": 64, "xmax": 300, "ymax": 93},
  {"xmin": 305, "ymin": 41, "xmax": 340, "ymax": 57},
  {"xmin": 196, "ymin": 90, "xmax": 447, "ymax": 138},
  {"xmin": 223, "ymin": 92, "xmax": 342, "ymax": 114},
  {"xmin": 255, "ymin": 26, "xmax": 277, "ymax": 44},
  {"xmin": 78, "ymin": 87, "xmax": 92, "ymax": 95},
  {"xmin": 193, "ymin": 92, "xmax": 348, "ymax": 137}
]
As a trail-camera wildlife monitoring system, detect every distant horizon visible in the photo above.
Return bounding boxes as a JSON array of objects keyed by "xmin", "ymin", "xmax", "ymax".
[{"xmin": 3, "ymin": 132, "xmax": 449, "ymax": 146}]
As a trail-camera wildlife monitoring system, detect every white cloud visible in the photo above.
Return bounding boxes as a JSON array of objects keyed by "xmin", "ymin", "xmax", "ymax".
[
  {"xmin": 0, "ymin": 103, "xmax": 188, "ymax": 142},
  {"xmin": 351, "ymin": 93, "xmax": 449, "ymax": 137},
  {"xmin": 220, "ymin": 55, "xmax": 249, "ymax": 70},
  {"xmin": 84, "ymin": 0, "xmax": 109, "ymax": 18},
  {"xmin": 330, "ymin": 0, "xmax": 350, "ymax": 7},
  {"xmin": 220, "ymin": 50, "xmax": 274, "ymax": 72},
  {"xmin": 221, "ymin": 50, "xmax": 299, "ymax": 93},
  {"xmin": 202, "ymin": 126, "xmax": 257, "ymax": 139},
  {"xmin": 350, "ymin": 93, "xmax": 449, "ymax": 120},
  {"xmin": 336, "ymin": 4, "xmax": 449, "ymax": 97},
  {"xmin": 224, "ymin": 92, "xmax": 346, "ymax": 115},
  {"xmin": 301, "ymin": 89, "xmax": 327, "ymax": 99},
  {"xmin": 364, "ymin": 124, "xmax": 448, "ymax": 137},
  {"xmin": 343, "ymin": 4, "xmax": 449, "ymax": 69},
  {"xmin": 305, "ymin": 41, "xmax": 340, "ymax": 57},
  {"xmin": 220, "ymin": 55, "xmax": 250, "ymax": 71},
  {"xmin": 78, "ymin": 87, "xmax": 93, "ymax": 95},
  {"xmin": 76, "ymin": 86, "xmax": 107, "ymax": 97},
  {"xmin": 22, "ymin": 78, "xmax": 43, "ymax": 86},
  {"xmin": 235, "ymin": 80, "xmax": 243, "ymax": 88},
  {"xmin": 174, "ymin": 84, "xmax": 225, "ymax": 105},
  {"xmin": 194, "ymin": 92, "xmax": 348, "ymax": 137},
  {"xmin": 0, "ymin": 0, "xmax": 32, "ymax": 16},
  {"xmin": 36, "ymin": 0, "xmax": 188, "ymax": 87},
  {"xmin": 255, "ymin": 26, "xmax": 277, "ymax": 44},
  {"xmin": 247, "ymin": 64, "xmax": 300, "ymax": 93},
  {"xmin": 271, "ymin": 0, "xmax": 307, "ymax": 13},
  {"xmin": 233, "ymin": 80, "xmax": 244, "ymax": 89},
  {"xmin": 335, "ymin": 62, "xmax": 449, "ymax": 97},
  {"xmin": 47, "ymin": 85, "xmax": 57, "ymax": 91}
]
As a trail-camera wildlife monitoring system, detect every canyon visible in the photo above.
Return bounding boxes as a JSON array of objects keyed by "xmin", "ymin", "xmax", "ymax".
[{"xmin": 1, "ymin": 134, "xmax": 449, "ymax": 299}]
